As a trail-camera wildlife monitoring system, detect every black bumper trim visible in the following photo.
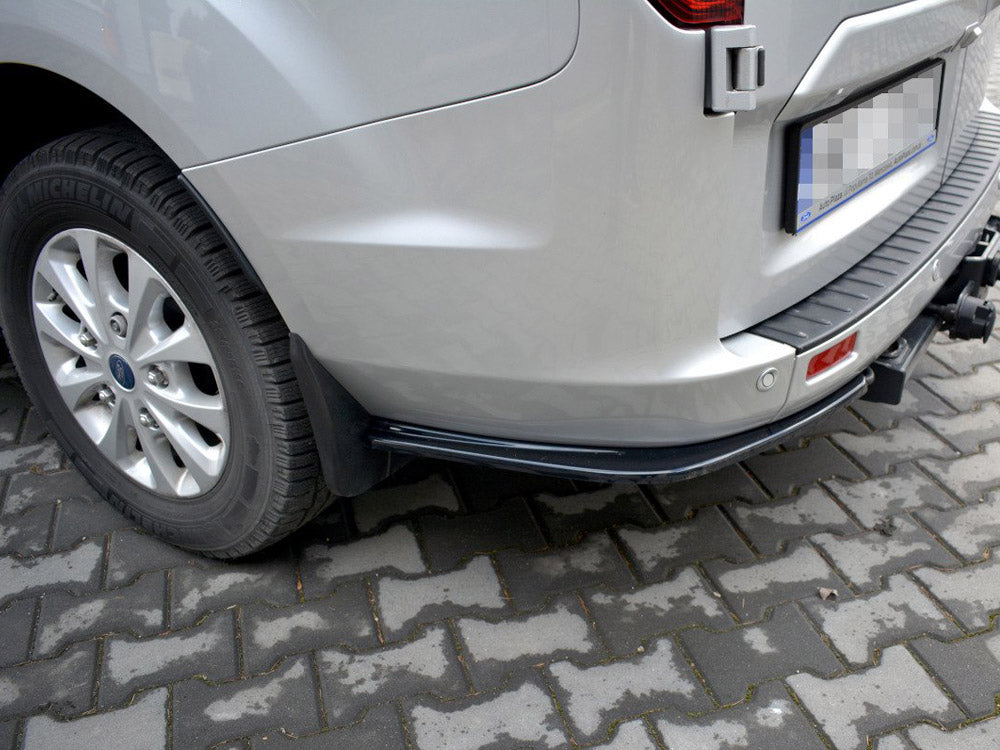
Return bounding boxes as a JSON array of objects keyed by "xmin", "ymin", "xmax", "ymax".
[
  {"xmin": 752, "ymin": 112, "xmax": 1000, "ymax": 351},
  {"xmin": 367, "ymin": 369, "xmax": 873, "ymax": 483}
]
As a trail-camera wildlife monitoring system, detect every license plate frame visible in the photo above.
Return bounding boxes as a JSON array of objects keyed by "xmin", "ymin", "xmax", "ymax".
[{"xmin": 784, "ymin": 60, "xmax": 944, "ymax": 234}]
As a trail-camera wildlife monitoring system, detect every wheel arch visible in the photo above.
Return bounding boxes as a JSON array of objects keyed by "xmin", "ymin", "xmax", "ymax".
[{"xmin": 0, "ymin": 64, "xmax": 128, "ymax": 187}]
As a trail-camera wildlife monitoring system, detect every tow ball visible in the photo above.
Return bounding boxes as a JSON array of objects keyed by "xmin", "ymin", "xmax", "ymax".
[
  {"xmin": 926, "ymin": 218, "xmax": 1000, "ymax": 342},
  {"xmin": 865, "ymin": 219, "xmax": 1000, "ymax": 404}
]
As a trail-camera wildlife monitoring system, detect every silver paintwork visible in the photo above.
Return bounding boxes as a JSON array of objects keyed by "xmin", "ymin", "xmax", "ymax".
[
  {"xmin": 0, "ymin": 0, "xmax": 578, "ymax": 166},
  {"xmin": 183, "ymin": 0, "xmax": 999, "ymax": 446},
  {"xmin": 31, "ymin": 229, "xmax": 229, "ymax": 497},
  {"xmin": 4, "ymin": 0, "xmax": 1000, "ymax": 451}
]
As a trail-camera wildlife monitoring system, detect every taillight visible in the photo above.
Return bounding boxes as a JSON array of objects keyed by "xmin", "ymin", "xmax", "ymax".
[{"xmin": 648, "ymin": 0, "xmax": 744, "ymax": 28}]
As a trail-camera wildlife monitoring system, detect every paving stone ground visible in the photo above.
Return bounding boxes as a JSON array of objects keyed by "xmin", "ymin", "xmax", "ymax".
[{"xmin": 5, "ymin": 36, "xmax": 1000, "ymax": 750}]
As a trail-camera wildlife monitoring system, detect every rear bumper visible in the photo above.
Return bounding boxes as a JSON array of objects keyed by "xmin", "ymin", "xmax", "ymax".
[
  {"xmin": 311, "ymin": 126, "xmax": 1000, "ymax": 487},
  {"xmin": 366, "ymin": 371, "xmax": 872, "ymax": 483}
]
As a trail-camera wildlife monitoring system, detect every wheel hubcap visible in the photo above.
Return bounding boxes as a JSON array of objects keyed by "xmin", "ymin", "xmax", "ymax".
[{"xmin": 31, "ymin": 228, "xmax": 230, "ymax": 498}]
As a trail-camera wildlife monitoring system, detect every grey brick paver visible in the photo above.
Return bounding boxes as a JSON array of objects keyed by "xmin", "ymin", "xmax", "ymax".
[
  {"xmin": 832, "ymin": 419, "xmax": 958, "ymax": 475},
  {"xmin": 921, "ymin": 365, "xmax": 1000, "ymax": 410},
  {"xmin": 0, "ymin": 503, "xmax": 54, "ymax": 556},
  {"xmin": 376, "ymin": 555, "xmax": 507, "ymax": 637},
  {"xmin": 2, "ymin": 469, "xmax": 99, "ymax": 516},
  {"xmin": 680, "ymin": 603, "xmax": 841, "ymax": 704},
  {"xmin": 0, "ymin": 598, "xmax": 35, "ymax": 669},
  {"xmin": 407, "ymin": 677, "xmax": 567, "ymax": 750},
  {"xmin": 919, "ymin": 443, "xmax": 1000, "ymax": 500},
  {"xmin": 873, "ymin": 735, "xmax": 910, "ymax": 750},
  {"xmin": 23, "ymin": 687, "xmax": 166, "ymax": 750},
  {"xmin": 802, "ymin": 574, "xmax": 960, "ymax": 665},
  {"xmin": 910, "ymin": 633, "xmax": 1000, "ymax": 717},
  {"xmin": 533, "ymin": 483, "xmax": 660, "ymax": 545},
  {"xmin": 417, "ymin": 497, "xmax": 547, "ymax": 571},
  {"xmin": 351, "ymin": 473, "xmax": 460, "ymax": 533},
  {"xmin": 0, "ymin": 721, "xmax": 17, "ymax": 750},
  {"xmin": 100, "ymin": 610, "xmax": 238, "ymax": 707},
  {"xmin": 704, "ymin": 544, "xmax": 843, "ymax": 621},
  {"xmin": 655, "ymin": 681, "xmax": 827, "ymax": 750},
  {"xmin": 241, "ymin": 582, "xmax": 376, "ymax": 673},
  {"xmin": 50, "ymin": 494, "xmax": 135, "ymax": 551},
  {"xmin": 650, "ymin": 463, "xmax": 769, "ymax": 521},
  {"xmin": 927, "ymin": 335, "xmax": 1000, "ymax": 373},
  {"xmin": 913, "ymin": 557, "xmax": 1000, "ymax": 630},
  {"xmin": 253, "ymin": 704, "xmax": 408, "ymax": 749},
  {"xmin": 788, "ymin": 645, "xmax": 962, "ymax": 750},
  {"xmin": 823, "ymin": 464, "xmax": 959, "ymax": 527},
  {"xmin": 617, "ymin": 507, "xmax": 752, "ymax": 580},
  {"xmin": 496, "ymin": 534, "xmax": 634, "ymax": 610},
  {"xmin": 744, "ymin": 439, "xmax": 866, "ymax": 498},
  {"xmin": 171, "ymin": 562, "xmax": 298, "ymax": 628},
  {"xmin": 172, "ymin": 655, "xmax": 321, "ymax": 750},
  {"xmin": 591, "ymin": 719, "xmax": 658, "ymax": 749},
  {"xmin": 105, "ymin": 529, "xmax": 220, "ymax": 587},
  {"xmin": 549, "ymin": 637, "xmax": 712, "ymax": 741},
  {"xmin": 923, "ymin": 401, "xmax": 1000, "ymax": 453},
  {"xmin": 586, "ymin": 567, "xmax": 734, "ymax": 655},
  {"xmin": 907, "ymin": 717, "xmax": 1000, "ymax": 749},
  {"xmin": 811, "ymin": 517, "xmax": 957, "ymax": 591},
  {"xmin": 851, "ymin": 379, "xmax": 955, "ymax": 430},
  {"xmin": 727, "ymin": 486, "xmax": 857, "ymax": 553},
  {"xmin": 456, "ymin": 597, "xmax": 598, "ymax": 685},
  {"xmin": 0, "ymin": 541, "xmax": 103, "ymax": 606},
  {"xmin": 300, "ymin": 525, "xmax": 426, "ymax": 595},
  {"xmin": 916, "ymin": 492, "xmax": 1000, "ymax": 560},
  {"xmin": 0, "ymin": 440, "xmax": 62, "ymax": 476},
  {"xmin": 35, "ymin": 572, "xmax": 165, "ymax": 658},
  {"xmin": 0, "ymin": 642, "xmax": 97, "ymax": 720},
  {"xmin": 318, "ymin": 625, "xmax": 466, "ymax": 724}
]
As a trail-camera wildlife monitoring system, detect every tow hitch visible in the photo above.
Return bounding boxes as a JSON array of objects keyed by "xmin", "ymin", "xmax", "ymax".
[{"xmin": 865, "ymin": 217, "xmax": 1000, "ymax": 404}]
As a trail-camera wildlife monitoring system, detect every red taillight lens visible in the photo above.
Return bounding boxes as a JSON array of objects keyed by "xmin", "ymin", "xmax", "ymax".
[
  {"xmin": 649, "ymin": 0, "xmax": 744, "ymax": 28},
  {"xmin": 806, "ymin": 333, "xmax": 858, "ymax": 380}
]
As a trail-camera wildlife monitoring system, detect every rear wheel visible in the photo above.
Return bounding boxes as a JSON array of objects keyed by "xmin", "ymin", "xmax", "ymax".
[{"xmin": 0, "ymin": 127, "xmax": 331, "ymax": 557}]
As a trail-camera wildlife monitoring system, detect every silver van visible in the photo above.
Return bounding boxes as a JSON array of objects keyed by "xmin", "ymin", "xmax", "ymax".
[{"xmin": 1, "ymin": 0, "xmax": 998, "ymax": 556}]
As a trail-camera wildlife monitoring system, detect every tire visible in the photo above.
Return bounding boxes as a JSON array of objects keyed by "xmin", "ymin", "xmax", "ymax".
[{"xmin": 0, "ymin": 127, "xmax": 331, "ymax": 558}]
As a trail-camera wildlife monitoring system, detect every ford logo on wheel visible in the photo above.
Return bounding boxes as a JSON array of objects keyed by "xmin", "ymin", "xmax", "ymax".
[{"xmin": 108, "ymin": 354, "xmax": 135, "ymax": 391}]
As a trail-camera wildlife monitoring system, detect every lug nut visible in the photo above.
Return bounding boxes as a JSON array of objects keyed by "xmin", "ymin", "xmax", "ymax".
[
  {"xmin": 146, "ymin": 367, "xmax": 168, "ymax": 388},
  {"xmin": 138, "ymin": 408, "xmax": 159, "ymax": 430},
  {"xmin": 108, "ymin": 313, "xmax": 128, "ymax": 337},
  {"xmin": 79, "ymin": 329, "xmax": 96, "ymax": 348},
  {"xmin": 97, "ymin": 387, "xmax": 115, "ymax": 407}
]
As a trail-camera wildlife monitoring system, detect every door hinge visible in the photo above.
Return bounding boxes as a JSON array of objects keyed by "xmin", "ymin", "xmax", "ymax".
[{"xmin": 708, "ymin": 25, "xmax": 765, "ymax": 114}]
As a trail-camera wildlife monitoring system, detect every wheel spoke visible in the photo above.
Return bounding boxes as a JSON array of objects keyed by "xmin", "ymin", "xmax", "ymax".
[
  {"xmin": 75, "ymin": 229, "xmax": 126, "ymax": 327},
  {"xmin": 144, "ymin": 386, "xmax": 228, "ymax": 439},
  {"xmin": 145, "ymin": 400, "xmax": 220, "ymax": 492},
  {"xmin": 124, "ymin": 258, "xmax": 166, "ymax": 352},
  {"xmin": 33, "ymin": 303, "xmax": 102, "ymax": 362},
  {"xmin": 131, "ymin": 321, "xmax": 214, "ymax": 366},
  {"xmin": 129, "ymin": 401, "xmax": 179, "ymax": 494},
  {"xmin": 52, "ymin": 363, "xmax": 105, "ymax": 411},
  {"xmin": 96, "ymin": 399, "xmax": 133, "ymax": 460},
  {"xmin": 35, "ymin": 251, "xmax": 104, "ymax": 343}
]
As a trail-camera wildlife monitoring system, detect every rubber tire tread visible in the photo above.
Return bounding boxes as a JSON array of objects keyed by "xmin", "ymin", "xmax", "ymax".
[{"xmin": 2, "ymin": 126, "xmax": 331, "ymax": 557}]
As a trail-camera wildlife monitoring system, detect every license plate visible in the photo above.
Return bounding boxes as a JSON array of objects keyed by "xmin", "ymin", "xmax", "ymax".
[{"xmin": 785, "ymin": 61, "xmax": 943, "ymax": 233}]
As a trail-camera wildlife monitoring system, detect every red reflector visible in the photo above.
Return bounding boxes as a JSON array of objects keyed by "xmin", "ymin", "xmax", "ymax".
[
  {"xmin": 649, "ymin": 0, "xmax": 744, "ymax": 27},
  {"xmin": 807, "ymin": 333, "xmax": 858, "ymax": 379}
]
